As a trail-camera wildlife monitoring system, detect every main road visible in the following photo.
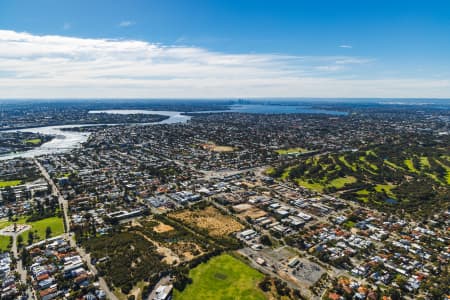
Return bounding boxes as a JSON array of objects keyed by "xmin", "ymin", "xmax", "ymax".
[{"xmin": 34, "ymin": 159, "xmax": 118, "ymax": 300}]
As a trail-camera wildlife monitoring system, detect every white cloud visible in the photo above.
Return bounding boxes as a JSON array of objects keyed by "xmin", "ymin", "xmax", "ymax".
[
  {"xmin": 118, "ymin": 21, "xmax": 135, "ymax": 27},
  {"xmin": 315, "ymin": 65, "xmax": 345, "ymax": 72},
  {"xmin": 0, "ymin": 29, "xmax": 449, "ymax": 98},
  {"xmin": 339, "ymin": 45, "xmax": 352, "ymax": 49}
]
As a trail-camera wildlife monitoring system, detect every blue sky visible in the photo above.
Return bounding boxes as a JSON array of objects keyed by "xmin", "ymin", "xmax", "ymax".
[{"xmin": 1, "ymin": 0, "xmax": 450, "ymax": 98}]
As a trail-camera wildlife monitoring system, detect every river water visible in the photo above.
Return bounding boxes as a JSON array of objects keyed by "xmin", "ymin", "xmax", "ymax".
[
  {"xmin": 0, "ymin": 105, "xmax": 345, "ymax": 160},
  {"xmin": 195, "ymin": 104, "xmax": 347, "ymax": 115},
  {"xmin": 0, "ymin": 110, "xmax": 191, "ymax": 160}
]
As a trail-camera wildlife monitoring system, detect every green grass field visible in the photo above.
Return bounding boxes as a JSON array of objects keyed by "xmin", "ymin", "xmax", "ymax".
[
  {"xmin": 356, "ymin": 189, "xmax": 369, "ymax": 195},
  {"xmin": 434, "ymin": 158, "xmax": 450, "ymax": 184},
  {"xmin": 365, "ymin": 150, "xmax": 377, "ymax": 157},
  {"xmin": 174, "ymin": 254, "xmax": 266, "ymax": 300},
  {"xmin": 280, "ymin": 166, "xmax": 294, "ymax": 180},
  {"xmin": 358, "ymin": 156, "xmax": 378, "ymax": 170},
  {"xmin": 383, "ymin": 160, "xmax": 404, "ymax": 171},
  {"xmin": 270, "ymin": 146, "xmax": 449, "ymax": 211},
  {"xmin": 24, "ymin": 138, "xmax": 42, "ymax": 145},
  {"xmin": 0, "ymin": 236, "xmax": 11, "ymax": 252},
  {"xmin": 404, "ymin": 159, "xmax": 418, "ymax": 173},
  {"xmin": 0, "ymin": 180, "xmax": 22, "ymax": 188},
  {"xmin": 295, "ymin": 179, "xmax": 324, "ymax": 192},
  {"xmin": 343, "ymin": 220, "xmax": 356, "ymax": 229},
  {"xmin": 329, "ymin": 176, "xmax": 357, "ymax": 189},
  {"xmin": 0, "ymin": 217, "xmax": 27, "ymax": 251},
  {"xmin": 265, "ymin": 167, "xmax": 275, "ymax": 175},
  {"xmin": 0, "ymin": 217, "xmax": 27, "ymax": 230},
  {"xmin": 275, "ymin": 147, "xmax": 307, "ymax": 155},
  {"xmin": 0, "ymin": 220, "xmax": 11, "ymax": 231},
  {"xmin": 294, "ymin": 176, "xmax": 355, "ymax": 192},
  {"xmin": 338, "ymin": 155, "xmax": 356, "ymax": 171},
  {"xmin": 0, "ymin": 216, "xmax": 64, "ymax": 247},
  {"xmin": 18, "ymin": 217, "xmax": 64, "ymax": 242},
  {"xmin": 420, "ymin": 156, "xmax": 430, "ymax": 168},
  {"xmin": 355, "ymin": 189, "xmax": 369, "ymax": 203},
  {"xmin": 375, "ymin": 184, "xmax": 396, "ymax": 198}
]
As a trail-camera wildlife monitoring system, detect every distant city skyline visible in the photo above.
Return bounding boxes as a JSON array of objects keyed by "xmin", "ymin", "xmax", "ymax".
[{"xmin": 1, "ymin": 0, "xmax": 450, "ymax": 98}]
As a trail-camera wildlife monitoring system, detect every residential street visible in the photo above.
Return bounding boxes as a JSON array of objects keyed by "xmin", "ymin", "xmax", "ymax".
[{"xmin": 34, "ymin": 159, "xmax": 118, "ymax": 300}]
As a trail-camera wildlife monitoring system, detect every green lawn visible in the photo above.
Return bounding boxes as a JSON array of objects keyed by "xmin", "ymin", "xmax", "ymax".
[
  {"xmin": 434, "ymin": 158, "xmax": 450, "ymax": 184},
  {"xmin": 355, "ymin": 189, "xmax": 370, "ymax": 202},
  {"xmin": 174, "ymin": 254, "xmax": 266, "ymax": 300},
  {"xmin": 359, "ymin": 156, "xmax": 378, "ymax": 170},
  {"xmin": 0, "ymin": 220, "xmax": 11, "ymax": 230},
  {"xmin": 0, "ymin": 180, "xmax": 22, "ymax": 188},
  {"xmin": 24, "ymin": 138, "xmax": 42, "ymax": 145},
  {"xmin": 295, "ymin": 176, "xmax": 355, "ymax": 192},
  {"xmin": 18, "ymin": 216, "xmax": 64, "ymax": 243},
  {"xmin": 367, "ymin": 163, "xmax": 378, "ymax": 171},
  {"xmin": 0, "ymin": 217, "xmax": 28, "ymax": 230},
  {"xmin": 365, "ymin": 150, "xmax": 377, "ymax": 157},
  {"xmin": 0, "ymin": 216, "xmax": 64, "ymax": 246},
  {"xmin": 265, "ymin": 167, "xmax": 275, "ymax": 176},
  {"xmin": 356, "ymin": 189, "xmax": 369, "ymax": 195},
  {"xmin": 343, "ymin": 220, "xmax": 356, "ymax": 229},
  {"xmin": 404, "ymin": 159, "xmax": 418, "ymax": 173},
  {"xmin": 375, "ymin": 184, "xmax": 396, "ymax": 198},
  {"xmin": 383, "ymin": 160, "xmax": 404, "ymax": 171},
  {"xmin": 280, "ymin": 166, "xmax": 293, "ymax": 180},
  {"xmin": 275, "ymin": 147, "xmax": 307, "ymax": 155},
  {"xmin": 425, "ymin": 172, "xmax": 444, "ymax": 185},
  {"xmin": 420, "ymin": 157, "xmax": 430, "ymax": 168},
  {"xmin": 339, "ymin": 156, "xmax": 356, "ymax": 171},
  {"xmin": 329, "ymin": 176, "xmax": 357, "ymax": 189},
  {"xmin": 295, "ymin": 179, "xmax": 324, "ymax": 192},
  {"xmin": 0, "ymin": 236, "xmax": 11, "ymax": 252},
  {"xmin": 0, "ymin": 217, "xmax": 27, "ymax": 251}
]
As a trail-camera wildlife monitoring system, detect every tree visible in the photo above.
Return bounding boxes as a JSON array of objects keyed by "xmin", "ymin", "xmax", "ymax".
[
  {"xmin": 7, "ymin": 209, "xmax": 13, "ymax": 221},
  {"xmin": 142, "ymin": 284, "xmax": 152, "ymax": 298},
  {"xmin": 27, "ymin": 231, "xmax": 33, "ymax": 245},
  {"xmin": 45, "ymin": 226, "xmax": 52, "ymax": 239},
  {"xmin": 21, "ymin": 249, "xmax": 30, "ymax": 266},
  {"xmin": 121, "ymin": 282, "xmax": 133, "ymax": 294},
  {"xmin": 258, "ymin": 276, "xmax": 271, "ymax": 292},
  {"xmin": 260, "ymin": 234, "xmax": 273, "ymax": 246},
  {"xmin": 387, "ymin": 288, "xmax": 401, "ymax": 300},
  {"xmin": 17, "ymin": 235, "xmax": 23, "ymax": 247}
]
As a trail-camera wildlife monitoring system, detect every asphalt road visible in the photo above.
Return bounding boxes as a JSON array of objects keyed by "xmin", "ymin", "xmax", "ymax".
[
  {"xmin": 11, "ymin": 233, "xmax": 35, "ymax": 299},
  {"xmin": 34, "ymin": 159, "xmax": 118, "ymax": 300}
]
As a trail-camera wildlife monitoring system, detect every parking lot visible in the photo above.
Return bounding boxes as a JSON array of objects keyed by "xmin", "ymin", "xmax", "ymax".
[{"xmin": 240, "ymin": 245, "xmax": 325, "ymax": 288}]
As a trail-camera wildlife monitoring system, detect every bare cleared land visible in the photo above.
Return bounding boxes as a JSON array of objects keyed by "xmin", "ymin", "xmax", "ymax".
[{"xmin": 169, "ymin": 206, "xmax": 244, "ymax": 237}]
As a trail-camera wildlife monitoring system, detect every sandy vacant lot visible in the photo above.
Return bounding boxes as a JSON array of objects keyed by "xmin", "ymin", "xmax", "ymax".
[
  {"xmin": 153, "ymin": 222, "xmax": 174, "ymax": 233},
  {"xmin": 233, "ymin": 203, "xmax": 267, "ymax": 220},
  {"xmin": 170, "ymin": 206, "xmax": 244, "ymax": 237},
  {"xmin": 201, "ymin": 143, "xmax": 235, "ymax": 152},
  {"xmin": 239, "ymin": 208, "xmax": 267, "ymax": 220}
]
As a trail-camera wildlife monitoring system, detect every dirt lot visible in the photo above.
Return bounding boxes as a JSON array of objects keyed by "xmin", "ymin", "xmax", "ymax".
[
  {"xmin": 201, "ymin": 143, "xmax": 235, "ymax": 152},
  {"xmin": 169, "ymin": 206, "xmax": 244, "ymax": 237},
  {"xmin": 153, "ymin": 222, "xmax": 174, "ymax": 233},
  {"xmin": 239, "ymin": 208, "xmax": 267, "ymax": 220},
  {"xmin": 172, "ymin": 241, "xmax": 204, "ymax": 260}
]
